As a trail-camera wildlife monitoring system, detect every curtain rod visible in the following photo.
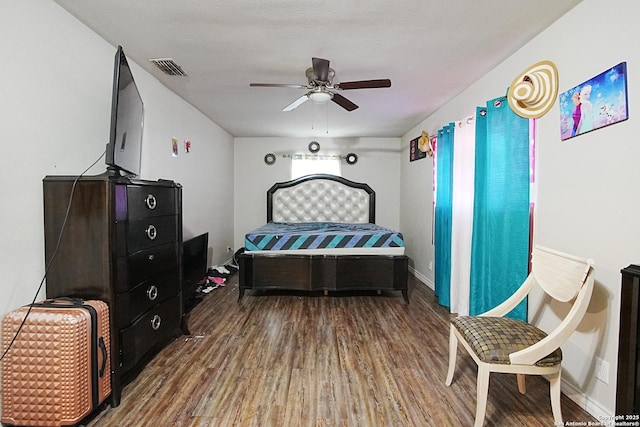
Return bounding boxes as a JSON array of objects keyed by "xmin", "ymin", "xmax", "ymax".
[{"xmin": 282, "ymin": 154, "xmax": 344, "ymax": 160}]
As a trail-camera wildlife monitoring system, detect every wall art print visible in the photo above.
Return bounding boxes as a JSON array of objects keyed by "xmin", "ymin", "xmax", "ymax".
[
  {"xmin": 559, "ymin": 62, "xmax": 628, "ymax": 140},
  {"xmin": 409, "ymin": 135, "xmax": 427, "ymax": 162},
  {"xmin": 172, "ymin": 137, "xmax": 179, "ymax": 157}
]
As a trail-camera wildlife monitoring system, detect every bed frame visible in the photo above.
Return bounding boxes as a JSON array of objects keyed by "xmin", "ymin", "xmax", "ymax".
[{"xmin": 238, "ymin": 174, "xmax": 409, "ymax": 303}]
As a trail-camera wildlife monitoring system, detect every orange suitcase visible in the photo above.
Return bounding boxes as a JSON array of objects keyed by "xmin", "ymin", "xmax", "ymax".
[{"xmin": 1, "ymin": 298, "xmax": 111, "ymax": 426}]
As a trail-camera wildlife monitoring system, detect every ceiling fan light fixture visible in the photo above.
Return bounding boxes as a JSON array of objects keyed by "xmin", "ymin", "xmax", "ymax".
[
  {"xmin": 251, "ymin": 57, "xmax": 389, "ymax": 112},
  {"xmin": 309, "ymin": 91, "xmax": 332, "ymax": 104}
]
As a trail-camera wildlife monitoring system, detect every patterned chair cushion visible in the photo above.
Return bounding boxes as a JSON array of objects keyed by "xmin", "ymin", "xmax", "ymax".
[{"xmin": 452, "ymin": 316, "xmax": 562, "ymax": 367}]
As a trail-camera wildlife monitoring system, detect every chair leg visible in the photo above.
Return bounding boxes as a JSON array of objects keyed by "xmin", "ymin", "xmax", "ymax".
[
  {"xmin": 445, "ymin": 325, "xmax": 457, "ymax": 386},
  {"xmin": 474, "ymin": 364, "xmax": 490, "ymax": 427},
  {"xmin": 517, "ymin": 373, "xmax": 526, "ymax": 394},
  {"xmin": 549, "ymin": 370, "xmax": 563, "ymax": 424}
]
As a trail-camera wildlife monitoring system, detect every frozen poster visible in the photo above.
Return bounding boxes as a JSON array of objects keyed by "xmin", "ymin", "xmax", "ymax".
[{"xmin": 559, "ymin": 62, "xmax": 628, "ymax": 140}]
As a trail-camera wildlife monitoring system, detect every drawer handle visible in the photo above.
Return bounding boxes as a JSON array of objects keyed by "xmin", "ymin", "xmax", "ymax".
[
  {"xmin": 146, "ymin": 225, "xmax": 157, "ymax": 240},
  {"xmin": 145, "ymin": 194, "xmax": 157, "ymax": 210},
  {"xmin": 151, "ymin": 315, "xmax": 162, "ymax": 330},
  {"xmin": 147, "ymin": 285, "xmax": 158, "ymax": 301}
]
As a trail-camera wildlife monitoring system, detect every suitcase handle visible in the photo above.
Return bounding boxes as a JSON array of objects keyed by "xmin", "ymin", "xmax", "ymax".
[
  {"xmin": 37, "ymin": 296, "xmax": 85, "ymax": 307},
  {"xmin": 98, "ymin": 336, "xmax": 108, "ymax": 378}
]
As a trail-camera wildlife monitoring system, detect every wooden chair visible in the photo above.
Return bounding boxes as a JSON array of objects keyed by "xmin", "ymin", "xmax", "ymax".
[{"xmin": 445, "ymin": 245, "xmax": 595, "ymax": 426}]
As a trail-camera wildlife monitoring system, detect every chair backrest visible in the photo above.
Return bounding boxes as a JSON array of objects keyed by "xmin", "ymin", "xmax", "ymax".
[
  {"xmin": 508, "ymin": 245, "xmax": 595, "ymax": 365},
  {"xmin": 532, "ymin": 246, "xmax": 595, "ymax": 302}
]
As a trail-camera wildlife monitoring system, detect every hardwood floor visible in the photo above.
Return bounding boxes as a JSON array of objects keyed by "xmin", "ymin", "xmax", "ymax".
[{"xmin": 86, "ymin": 275, "xmax": 596, "ymax": 426}]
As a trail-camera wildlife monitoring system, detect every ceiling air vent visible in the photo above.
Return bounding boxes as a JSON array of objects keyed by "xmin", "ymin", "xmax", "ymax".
[{"xmin": 149, "ymin": 58, "xmax": 187, "ymax": 76}]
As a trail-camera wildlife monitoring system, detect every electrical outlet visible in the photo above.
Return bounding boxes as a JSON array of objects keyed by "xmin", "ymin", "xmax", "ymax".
[
  {"xmin": 595, "ymin": 357, "xmax": 610, "ymax": 384},
  {"xmin": 428, "ymin": 261, "xmax": 433, "ymax": 271}
]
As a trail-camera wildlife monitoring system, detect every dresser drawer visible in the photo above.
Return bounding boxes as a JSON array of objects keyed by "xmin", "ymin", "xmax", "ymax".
[
  {"xmin": 125, "ymin": 215, "xmax": 178, "ymax": 254},
  {"xmin": 115, "ymin": 215, "xmax": 179, "ymax": 256},
  {"xmin": 123, "ymin": 185, "xmax": 177, "ymax": 220},
  {"xmin": 116, "ymin": 268, "xmax": 179, "ymax": 325},
  {"xmin": 119, "ymin": 297, "xmax": 181, "ymax": 372},
  {"xmin": 114, "ymin": 242, "xmax": 178, "ymax": 292}
]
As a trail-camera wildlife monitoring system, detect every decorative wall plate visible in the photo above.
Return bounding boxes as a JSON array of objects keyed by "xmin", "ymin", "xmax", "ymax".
[
  {"xmin": 264, "ymin": 153, "xmax": 276, "ymax": 165},
  {"xmin": 308, "ymin": 141, "xmax": 320, "ymax": 153}
]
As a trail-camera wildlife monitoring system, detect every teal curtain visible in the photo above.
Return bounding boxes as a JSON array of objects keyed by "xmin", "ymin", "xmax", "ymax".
[
  {"xmin": 434, "ymin": 123, "xmax": 455, "ymax": 307},
  {"xmin": 469, "ymin": 97, "xmax": 530, "ymax": 320}
]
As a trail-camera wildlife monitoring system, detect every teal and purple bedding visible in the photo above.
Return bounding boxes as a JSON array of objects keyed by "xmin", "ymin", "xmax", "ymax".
[{"xmin": 244, "ymin": 222, "xmax": 405, "ymax": 255}]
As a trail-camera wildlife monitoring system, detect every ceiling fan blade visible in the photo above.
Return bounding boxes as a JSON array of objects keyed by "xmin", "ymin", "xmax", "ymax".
[
  {"xmin": 282, "ymin": 94, "xmax": 310, "ymax": 111},
  {"xmin": 337, "ymin": 79, "xmax": 391, "ymax": 90},
  {"xmin": 331, "ymin": 93, "xmax": 358, "ymax": 111},
  {"xmin": 312, "ymin": 57, "xmax": 330, "ymax": 82},
  {"xmin": 250, "ymin": 83, "xmax": 308, "ymax": 89}
]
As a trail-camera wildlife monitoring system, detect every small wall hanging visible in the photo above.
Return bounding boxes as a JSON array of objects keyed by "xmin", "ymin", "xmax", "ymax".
[
  {"xmin": 418, "ymin": 130, "xmax": 433, "ymax": 157},
  {"xmin": 410, "ymin": 133, "xmax": 427, "ymax": 162},
  {"xmin": 507, "ymin": 60, "xmax": 559, "ymax": 119},
  {"xmin": 172, "ymin": 137, "xmax": 179, "ymax": 157},
  {"xmin": 308, "ymin": 141, "xmax": 320, "ymax": 153},
  {"xmin": 264, "ymin": 153, "xmax": 276, "ymax": 165},
  {"xmin": 345, "ymin": 153, "xmax": 358, "ymax": 165},
  {"xmin": 559, "ymin": 61, "xmax": 628, "ymax": 140}
]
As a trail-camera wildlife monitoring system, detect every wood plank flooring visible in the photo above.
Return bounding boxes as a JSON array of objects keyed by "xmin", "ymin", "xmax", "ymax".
[{"xmin": 86, "ymin": 275, "xmax": 596, "ymax": 426}]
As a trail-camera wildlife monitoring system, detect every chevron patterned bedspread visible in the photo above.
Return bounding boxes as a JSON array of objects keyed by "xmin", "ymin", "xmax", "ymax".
[{"xmin": 245, "ymin": 222, "xmax": 405, "ymax": 252}]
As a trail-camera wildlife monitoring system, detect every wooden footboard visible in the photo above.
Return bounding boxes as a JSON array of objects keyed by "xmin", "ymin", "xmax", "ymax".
[{"xmin": 238, "ymin": 253, "xmax": 409, "ymax": 303}]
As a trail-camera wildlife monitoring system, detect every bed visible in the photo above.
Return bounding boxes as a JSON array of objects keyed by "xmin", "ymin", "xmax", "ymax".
[{"xmin": 237, "ymin": 174, "xmax": 409, "ymax": 303}]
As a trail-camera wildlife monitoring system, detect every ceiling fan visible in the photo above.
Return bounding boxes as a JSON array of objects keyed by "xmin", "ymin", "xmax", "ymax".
[{"xmin": 250, "ymin": 57, "xmax": 391, "ymax": 112}]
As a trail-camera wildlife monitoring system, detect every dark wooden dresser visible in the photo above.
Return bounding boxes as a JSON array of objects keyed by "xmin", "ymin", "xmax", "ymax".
[{"xmin": 43, "ymin": 173, "xmax": 183, "ymax": 407}]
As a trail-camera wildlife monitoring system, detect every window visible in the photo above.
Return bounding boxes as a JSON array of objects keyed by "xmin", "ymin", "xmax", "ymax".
[{"xmin": 290, "ymin": 154, "xmax": 342, "ymax": 179}]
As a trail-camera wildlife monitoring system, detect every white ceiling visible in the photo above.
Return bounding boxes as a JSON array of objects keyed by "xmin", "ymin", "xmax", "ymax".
[{"xmin": 53, "ymin": 0, "xmax": 582, "ymax": 138}]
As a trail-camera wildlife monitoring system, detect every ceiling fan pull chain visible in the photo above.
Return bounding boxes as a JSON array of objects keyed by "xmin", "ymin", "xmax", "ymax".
[{"xmin": 325, "ymin": 103, "xmax": 329, "ymax": 135}]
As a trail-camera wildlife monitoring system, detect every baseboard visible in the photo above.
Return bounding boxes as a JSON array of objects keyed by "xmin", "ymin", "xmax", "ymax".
[
  {"xmin": 561, "ymin": 379, "xmax": 612, "ymax": 421},
  {"xmin": 409, "ymin": 267, "xmax": 434, "ymax": 290}
]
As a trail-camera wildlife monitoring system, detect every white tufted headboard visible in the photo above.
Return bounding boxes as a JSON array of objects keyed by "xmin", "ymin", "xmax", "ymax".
[{"xmin": 267, "ymin": 174, "xmax": 375, "ymax": 223}]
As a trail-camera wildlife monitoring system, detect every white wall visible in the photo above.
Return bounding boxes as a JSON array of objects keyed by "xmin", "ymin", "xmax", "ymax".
[
  {"xmin": 135, "ymin": 65, "xmax": 235, "ymax": 264},
  {"xmin": 0, "ymin": 0, "xmax": 234, "ymax": 317},
  {"xmin": 234, "ymin": 137, "xmax": 401, "ymax": 251},
  {"xmin": 400, "ymin": 0, "xmax": 639, "ymax": 417}
]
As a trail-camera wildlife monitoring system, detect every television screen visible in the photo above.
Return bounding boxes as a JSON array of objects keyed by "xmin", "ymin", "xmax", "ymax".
[
  {"xmin": 106, "ymin": 45, "xmax": 144, "ymax": 177},
  {"xmin": 183, "ymin": 233, "xmax": 209, "ymax": 310}
]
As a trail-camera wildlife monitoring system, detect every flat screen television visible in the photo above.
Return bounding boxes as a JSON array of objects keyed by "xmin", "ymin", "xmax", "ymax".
[
  {"xmin": 183, "ymin": 233, "xmax": 209, "ymax": 311},
  {"xmin": 106, "ymin": 45, "xmax": 144, "ymax": 177}
]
